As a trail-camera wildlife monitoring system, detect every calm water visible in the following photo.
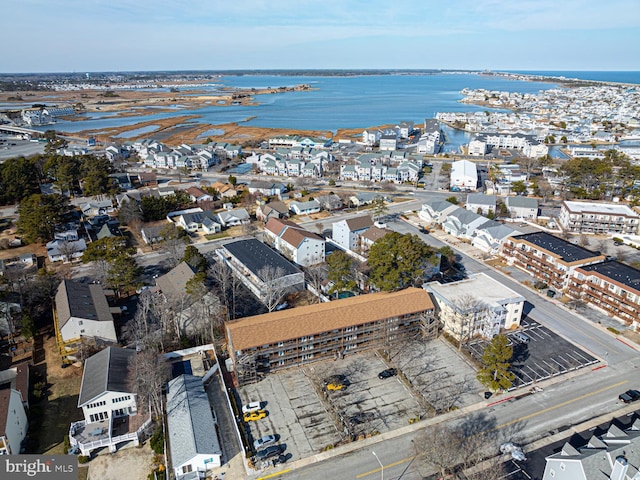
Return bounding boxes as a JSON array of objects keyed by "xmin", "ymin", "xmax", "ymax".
[
  {"xmin": 29, "ymin": 71, "xmax": 639, "ymax": 135},
  {"xmin": 34, "ymin": 74, "xmax": 557, "ymax": 134}
]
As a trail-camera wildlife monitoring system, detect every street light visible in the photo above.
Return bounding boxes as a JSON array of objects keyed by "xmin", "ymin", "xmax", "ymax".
[{"xmin": 372, "ymin": 450, "xmax": 383, "ymax": 480}]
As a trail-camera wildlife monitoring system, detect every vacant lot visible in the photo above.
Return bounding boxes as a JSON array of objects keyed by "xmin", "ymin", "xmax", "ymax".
[{"xmin": 28, "ymin": 334, "xmax": 83, "ymax": 454}]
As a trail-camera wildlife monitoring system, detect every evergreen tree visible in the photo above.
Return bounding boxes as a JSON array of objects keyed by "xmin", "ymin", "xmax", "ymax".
[
  {"xmin": 326, "ymin": 251, "xmax": 356, "ymax": 296},
  {"xmin": 477, "ymin": 334, "xmax": 515, "ymax": 391}
]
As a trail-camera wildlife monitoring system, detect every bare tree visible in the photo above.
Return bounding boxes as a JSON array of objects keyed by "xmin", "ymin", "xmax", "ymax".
[
  {"xmin": 257, "ymin": 265, "xmax": 287, "ymax": 312},
  {"xmin": 209, "ymin": 260, "xmax": 242, "ymax": 320},
  {"xmin": 159, "ymin": 223, "xmax": 187, "ymax": 268},
  {"xmin": 305, "ymin": 264, "xmax": 327, "ymax": 303},
  {"xmin": 129, "ymin": 347, "xmax": 169, "ymax": 418},
  {"xmin": 451, "ymin": 294, "xmax": 490, "ymax": 351},
  {"xmin": 58, "ymin": 240, "xmax": 79, "ymax": 263},
  {"xmin": 414, "ymin": 424, "xmax": 465, "ymax": 479}
]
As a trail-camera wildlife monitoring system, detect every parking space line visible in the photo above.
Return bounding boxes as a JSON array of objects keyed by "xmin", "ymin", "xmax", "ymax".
[{"xmin": 494, "ymin": 380, "xmax": 628, "ymax": 430}]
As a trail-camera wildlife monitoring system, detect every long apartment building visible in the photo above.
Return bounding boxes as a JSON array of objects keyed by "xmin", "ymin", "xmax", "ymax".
[
  {"xmin": 559, "ymin": 201, "xmax": 640, "ymax": 235},
  {"xmin": 226, "ymin": 288, "xmax": 436, "ymax": 384},
  {"xmin": 568, "ymin": 260, "xmax": 640, "ymax": 325},
  {"xmin": 501, "ymin": 232, "xmax": 605, "ymax": 291}
]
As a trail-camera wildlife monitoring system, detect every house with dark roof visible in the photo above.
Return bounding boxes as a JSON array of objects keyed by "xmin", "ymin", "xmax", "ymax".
[
  {"xmin": 70, "ymin": 347, "xmax": 150, "ymax": 455},
  {"xmin": 543, "ymin": 420, "xmax": 640, "ymax": 480},
  {"xmin": 256, "ymin": 201, "xmax": 290, "ymax": 223},
  {"xmin": 167, "ymin": 375, "xmax": 222, "ymax": 478},
  {"xmin": 0, "ymin": 363, "xmax": 29, "ymax": 455},
  {"xmin": 216, "ymin": 239, "xmax": 304, "ymax": 305},
  {"xmin": 501, "ymin": 232, "xmax": 606, "ymax": 291},
  {"xmin": 54, "ymin": 280, "xmax": 118, "ymax": 352},
  {"xmin": 264, "ymin": 218, "xmax": 325, "ymax": 267},
  {"xmin": 141, "ymin": 224, "xmax": 165, "ymax": 245},
  {"xmin": 156, "ymin": 262, "xmax": 196, "ymax": 301},
  {"xmin": 332, "ymin": 215, "xmax": 374, "ymax": 251},
  {"xmin": 174, "ymin": 210, "xmax": 221, "ymax": 233},
  {"xmin": 226, "ymin": 288, "xmax": 436, "ymax": 383},
  {"xmin": 568, "ymin": 260, "xmax": 640, "ymax": 325}
]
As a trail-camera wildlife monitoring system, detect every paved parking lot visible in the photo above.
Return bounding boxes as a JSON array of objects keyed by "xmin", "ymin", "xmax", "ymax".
[
  {"xmin": 237, "ymin": 340, "xmax": 483, "ymax": 464},
  {"xmin": 238, "ymin": 368, "xmax": 341, "ymax": 465},
  {"xmin": 315, "ymin": 353, "xmax": 422, "ymax": 438},
  {"xmin": 390, "ymin": 338, "xmax": 485, "ymax": 413},
  {"xmin": 466, "ymin": 319, "xmax": 599, "ymax": 390}
]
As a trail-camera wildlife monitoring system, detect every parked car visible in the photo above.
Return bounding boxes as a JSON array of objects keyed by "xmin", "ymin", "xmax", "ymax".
[
  {"xmin": 243, "ymin": 410, "xmax": 267, "ymax": 422},
  {"xmin": 500, "ymin": 442, "xmax": 526, "ymax": 461},
  {"xmin": 324, "ymin": 374, "xmax": 349, "ymax": 391},
  {"xmin": 242, "ymin": 401, "xmax": 262, "ymax": 414},
  {"xmin": 618, "ymin": 389, "xmax": 640, "ymax": 404},
  {"xmin": 256, "ymin": 444, "xmax": 283, "ymax": 461},
  {"xmin": 378, "ymin": 368, "xmax": 398, "ymax": 380},
  {"xmin": 253, "ymin": 435, "xmax": 277, "ymax": 450}
]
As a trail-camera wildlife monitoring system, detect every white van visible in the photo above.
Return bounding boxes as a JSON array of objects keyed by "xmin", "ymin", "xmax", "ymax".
[{"xmin": 513, "ymin": 332, "xmax": 529, "ymax": 343}]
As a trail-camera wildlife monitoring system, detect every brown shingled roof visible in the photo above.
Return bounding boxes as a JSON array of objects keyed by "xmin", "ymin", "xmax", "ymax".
[
  {"xmin": 227, "ymin": 287, "xmax": 434, "ymax": 351},
  {"xmin": 345, "ymin": 215, "xmax": 374, "ymax": 231},
  {"xmin": 280, "ymin": 227, "xmax": 322, "ymax": 249},
  {"xmin": 265, "ymin": 218, "xmax": 298, "ymax": 236},
  {"xmin": 361, "ymin": 226, "xmax": 391, "ymax": 242}
]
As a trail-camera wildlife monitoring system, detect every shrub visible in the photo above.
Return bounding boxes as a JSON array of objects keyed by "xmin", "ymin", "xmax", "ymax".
[
  {"xmin": 607, "ymin": 326, "xmax": 621, "ymax": 335},
  {"xmin": 78, "ymin": 456, "xmax": 90, "ymax": 464},
  {"xmin": 149, "ymin": 428, "xmax": 164, "ymax": 455}
]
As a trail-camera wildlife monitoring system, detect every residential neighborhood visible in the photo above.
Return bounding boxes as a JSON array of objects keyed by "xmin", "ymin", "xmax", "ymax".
[{"xmin": 0, "ymin": 70, "xmax": 640, "ymax": 480}]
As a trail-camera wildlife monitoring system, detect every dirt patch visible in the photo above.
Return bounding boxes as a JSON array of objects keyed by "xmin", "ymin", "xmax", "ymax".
[
  {"xmin": 87, "ymin": 443, "xmax": 155, "ymax": 480},
  {"xmin": 29, "ymin": 333, "xmax": 83, "ymax": 454}
]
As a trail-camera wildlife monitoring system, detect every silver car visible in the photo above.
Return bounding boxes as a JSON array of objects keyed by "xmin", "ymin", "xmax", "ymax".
[{"xmin": 253, "ymin": 434, "xmax": 276, "ymax": 450}]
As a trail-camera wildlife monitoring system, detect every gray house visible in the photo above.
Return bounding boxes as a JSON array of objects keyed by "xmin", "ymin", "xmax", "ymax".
[
  {"xmin": 505, "ymin": 196, "xmax": 539, "ymax": 221},
  {"xmin": 167, "ymin": 375, "xmax": 222, "ymax": 479},
  {"xmin": 543, "ymin": 420, "xmax": 640, "ymax": 479},
  {"xmin": 465, "ymin": 193, "xmax": 497, "ymax": 216}
]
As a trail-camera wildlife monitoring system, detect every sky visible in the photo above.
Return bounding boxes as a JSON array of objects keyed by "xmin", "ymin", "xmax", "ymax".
[{"xmin": 2, "ymin": 0, "xmax": 639, "ymax": 73}]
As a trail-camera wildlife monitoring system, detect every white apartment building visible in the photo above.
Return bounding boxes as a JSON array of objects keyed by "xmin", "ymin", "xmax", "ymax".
[
  {"xmin": 424, "ymin": 273, "xmax": 525, "ymax": 340},
  {"xmin": 559, "ymin": 201, "xmax": 640, "ymax": 235}
]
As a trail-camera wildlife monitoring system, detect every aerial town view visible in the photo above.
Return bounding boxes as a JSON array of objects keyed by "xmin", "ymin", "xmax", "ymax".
[{"xmin": 1, "ymin": 2, "xmax": 639, "ymax": 480}]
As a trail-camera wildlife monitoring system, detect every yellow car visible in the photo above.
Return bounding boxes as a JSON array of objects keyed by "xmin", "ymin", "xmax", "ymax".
[
  {"xmin": 324, "ymin": 374, "xmax": 348, "ymax": 391},
  {"xmin": 243, "ymin": 410, "xmax": 267, "ymax": 422}
]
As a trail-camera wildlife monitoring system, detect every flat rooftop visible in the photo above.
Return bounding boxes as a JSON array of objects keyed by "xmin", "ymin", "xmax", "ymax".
[
  {"xmin": 564, "ymin": 200, "xmax": 638, "ymax": 217},
  {"xmin": 578, "ymin": 260, "xmax": 640, "ymax": 293},
  {"xmin": 425, "ymin": 273, "xmax": 525, "ymax": 307},
  {"xmin": 509, "ymin": 232, "xmax": 602, "ymax": 263}
]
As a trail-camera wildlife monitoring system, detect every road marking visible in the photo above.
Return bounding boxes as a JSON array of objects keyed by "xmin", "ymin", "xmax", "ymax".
[
  {"xmin": 256, "ymin": 469, "xmax": 291, "ymax": 480},
  {"xmin": 493, "ymin": 380, "xmax": 628, "ymax": 430},
  {"xmin": 355, "ymin": 456, "xmax": 415, "ymax": 478}
]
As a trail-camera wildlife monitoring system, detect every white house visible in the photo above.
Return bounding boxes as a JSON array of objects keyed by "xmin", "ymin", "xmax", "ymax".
[
  {"xmin": 167, "ymin": 374, "xmax": 222, "ymax": 479},
  {"xmin": 362, "ymin": 129, "xmax": 381, "ymax": 146},
  {"xmin": 216, "ymin": 208, "xmax": 251, "ymax": 227},
  {"xmin": 332, "ymin": 215, "xmax": 374, "ymax": 251},
  {"xmin": 70, "ymin": 347, "xmax": 151, "ymax": 456},
  {"xmin": 55, "ymin": 280, "xmax": 118, "ymax": 347},
  {"xmin": 418, "ymin": 199, "xmax": 459, "ymax": 225},
  {"xmin": 466, "ymin": 193, "xmax": 497, "ymax": 216},
  {"xmin": 0, "ymin": 366, "xmax": 28, "ymax": 455},
  {"xmin": 425, "ymin": 273, "xmax": 525, "ymax": 340},
  {"xmin": 505, "ymin": 196, "xmax": 539, "ymax": 221},
  {"xmin": 264, "ymin": 218, "xmax": 325, "ymax": 267},
  {"xmin": 46, "ymin": 238, "xmax": 87, "ymax": 263},
  {"xmin": 450, "ymin": 160, "xmax": 478, "ymax": 191},
  {"xmin": 289, "ymin": 200, "xmax": 321, "ymax": 216}
]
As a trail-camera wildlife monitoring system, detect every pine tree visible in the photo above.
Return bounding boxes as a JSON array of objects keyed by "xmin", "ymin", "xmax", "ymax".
[{"xmin": 477, "ymin": 334, "xmax": 515, "ymax": 391}]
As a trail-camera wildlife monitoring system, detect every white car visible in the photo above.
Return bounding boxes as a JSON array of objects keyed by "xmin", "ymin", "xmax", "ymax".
[
  {"xmin": 242, "ymin": 402, "xmax": 262, "ymax": 414},
  {"xmin": 500, "ymin": 442, "xmax": 526, "ymax": 461},
  {"xmin": 253, "ymin": 434, "xmax": 276, "ymax": 450}
]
